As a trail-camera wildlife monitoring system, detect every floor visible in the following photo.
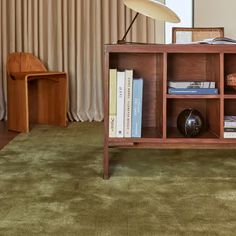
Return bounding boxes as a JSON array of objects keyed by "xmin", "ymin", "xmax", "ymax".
[
  {"xmin": 0, "ymin": 121, "xmax": 18, "ymax": 149},
  {"xmin": 0, "ymin": 122, "xmax": 235, "ymax": 235}
]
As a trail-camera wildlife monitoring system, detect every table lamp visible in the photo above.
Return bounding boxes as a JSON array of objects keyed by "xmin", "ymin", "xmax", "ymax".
[{"xmin": 118, "ymin": 0, "xmax": 180, "ymax": 44}]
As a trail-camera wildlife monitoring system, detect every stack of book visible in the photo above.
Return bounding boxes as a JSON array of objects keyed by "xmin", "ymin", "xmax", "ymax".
[
  {"xmin": 109, "ymin": 69, "xmax": 143, "ymax": 138},
  {"xmin": 224, "ymin": 116, "xmax": 236, "ymax": 138},
  {"xmin": 168, "ymin": 81, "xmax": 218, "ymax": 95}
]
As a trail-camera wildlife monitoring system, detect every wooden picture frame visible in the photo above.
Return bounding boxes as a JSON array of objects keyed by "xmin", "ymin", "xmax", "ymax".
[{"xmin": 172, "ymin": 27, "xmax": 224, "ymax": 43}]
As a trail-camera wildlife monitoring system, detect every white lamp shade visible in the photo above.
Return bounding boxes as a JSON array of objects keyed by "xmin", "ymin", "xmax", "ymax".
[{"xmin": 124, "ymin": 0, "xmax": 180, "ymax": 23}]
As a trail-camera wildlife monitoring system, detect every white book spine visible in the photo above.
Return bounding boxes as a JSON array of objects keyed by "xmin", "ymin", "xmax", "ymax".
[
  {"xmin": 116, "ymin": 71, "xmax": 125, "ymax": 137},
  {"xmin": 109, "ymin": 69, "xmax": 117, "ymax": 137},
  {"xmin": 168, "ymin": 81, "xmax": 215, "ymax": 89},
  {"xmin": 224, "ymin": 132, "xmax": 236, "ymax": 138},
  {"xmin": 124, "ymin": 70, "xmax": 133, "ymax": 137},
  {"xmin": 224, "ymin": 122, "xmax": 236, "ymax": 127}
]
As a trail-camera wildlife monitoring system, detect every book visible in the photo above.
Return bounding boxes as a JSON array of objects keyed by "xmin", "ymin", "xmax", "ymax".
[
  {"xmin": 131, "ymin": 79, "xmax": 143, "ymax": 138},
  {"xmin": 116, "ymin": 71, "xmax": 125, "ymax": 138},
  {"xmin": 198, "ymin": 37, "xmax": 236, "ymax": 45},
  {"xmin": 109, "ymin": 69, "xmax": 117, "ymax": 137},
  {"xmin": 168, "ymin": 81, "xmax": 215, "ymax": 89},
  {"xmin": 124, "ymin": 69, "xmax": 133, "ymax": 138},
  {"xmin": 224, "ymin": 132, "xmax": 236, "ymax": 138},
  {"xmin": 224, "ymin": 127, "xmax": 236, "ymax": 132},
  {"xmin": 224, "ymin": 116, "xmax": 236, "ymax": 127},
  {"xmin": 168, "ymin": 87, "xmax": 218, "ymax": 95}
]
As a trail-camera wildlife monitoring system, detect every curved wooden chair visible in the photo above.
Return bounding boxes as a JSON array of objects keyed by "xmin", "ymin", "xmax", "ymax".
[
  {"xmin": 7, "ymin": 52, "xmax": 68, "ymax": 132},
  {"xmin": 172, "ymin": 27, "xmax": 224, "ymax": 43}
]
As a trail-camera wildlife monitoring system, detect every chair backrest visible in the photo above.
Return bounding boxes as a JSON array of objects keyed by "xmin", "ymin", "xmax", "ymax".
[
  {"xmin": 7, "ymin": 52, "xmax": 47, "ymax": 75},
  {"xmin": 172, "ymin": 27, "xmax": 224, "ymax": 43}
]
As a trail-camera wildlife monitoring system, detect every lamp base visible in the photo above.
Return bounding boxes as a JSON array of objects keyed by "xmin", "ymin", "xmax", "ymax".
[
  {"xmin": 117, "ymin": 40, "xmax": 156, "ymax": 45},
  {"xmin": 117, "ymin": 39, "xmax": 126, "ymax": 44}
]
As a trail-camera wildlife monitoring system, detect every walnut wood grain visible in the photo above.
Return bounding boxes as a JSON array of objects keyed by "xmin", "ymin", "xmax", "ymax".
[
  {"xmin": 103, "ymin": 44, "xmax": 236, "ymax": 178},
  {"xmin": 7, "ymin": 53, "xmax": 68, "ymax": 132}
]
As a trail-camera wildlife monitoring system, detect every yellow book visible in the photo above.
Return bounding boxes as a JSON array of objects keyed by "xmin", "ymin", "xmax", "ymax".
[{"xmin": 109, "ymin": 69, "xmax": 117, "ymax": 137}]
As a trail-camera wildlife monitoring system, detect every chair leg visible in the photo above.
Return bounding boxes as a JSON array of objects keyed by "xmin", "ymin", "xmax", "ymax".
[
  {"xmin": 7, "ymin": 79, "xmax": 29, "ymax": 132},
  {"xmin": 29, "ymin": 75, "xmax": 68, "ymax": 127}
]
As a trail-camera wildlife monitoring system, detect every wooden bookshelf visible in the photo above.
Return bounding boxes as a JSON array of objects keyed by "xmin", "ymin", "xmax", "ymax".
[{"xmin": 103, "ymin": 44, "xmax": 236, "ymax": 179}]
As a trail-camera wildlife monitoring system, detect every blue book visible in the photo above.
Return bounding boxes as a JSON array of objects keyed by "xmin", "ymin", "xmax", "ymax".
[
  {"xmin": 168, "ymin": 87, "xmax": 218, "ymax": 95},
  {"xmin": 131, "ymin": 79, "xmax": 143, "ymax": 138}
]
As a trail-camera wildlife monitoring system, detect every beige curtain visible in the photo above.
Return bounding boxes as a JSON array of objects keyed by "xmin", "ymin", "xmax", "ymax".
[{"xmin": 0, "ymin": 0, "xmax": 164, "ymax": 121}]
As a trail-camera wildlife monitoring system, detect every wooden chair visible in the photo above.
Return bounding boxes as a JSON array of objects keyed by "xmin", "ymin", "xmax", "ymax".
[
  {"xmin": 7, "ymin": 52, "xmax": 68, "ymax": 132},
  {"xmin": 172, "ymin": 27, "xmax": 224, "ymax": 43}
]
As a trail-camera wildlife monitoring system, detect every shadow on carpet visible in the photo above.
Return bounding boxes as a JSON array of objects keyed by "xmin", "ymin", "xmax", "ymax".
[{"xmin": 0, "ymin": 122, "xmax": 236, "ymax": 235}]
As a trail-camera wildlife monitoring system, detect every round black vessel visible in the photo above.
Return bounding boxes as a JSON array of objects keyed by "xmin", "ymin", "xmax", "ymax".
[{"xmin": 177, "ymin": 108, "xmax": 204, "ymax": 138}]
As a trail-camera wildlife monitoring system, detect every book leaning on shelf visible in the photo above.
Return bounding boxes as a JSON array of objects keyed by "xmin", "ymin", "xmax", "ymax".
[
  {"xmin": 131, "ymin": 79, "xmax": 143, "ymax": 138},
  {"xmin": 108, "ymin": 68, "xmax": 143, "ymax": 138}
]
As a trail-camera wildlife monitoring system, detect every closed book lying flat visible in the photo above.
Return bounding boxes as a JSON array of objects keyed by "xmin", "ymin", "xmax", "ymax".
[
  {"xmin": 168, "ymin": 87, "xmax": 218, "ymax": 95},
  {"xmin": 224, "ymin": 127, "xmax": 236, "ymax": 132},
  {"xmin": 224, "ymin": 116, "xmax": 236, "ymax": 120},
  {"xmin": 224, "ymin": 132, "xmax": 236, "ymax": 138},
  {"xmin": 198, "ymin": 37, "xmax": 236, "ymax": 44},
  {"xmin": 168, "ymin": 81, "xmax": 215, "ymax": 89},
  {"xmin": 224, "ymin": 116, "xmax": 236, "ymax": 127}
]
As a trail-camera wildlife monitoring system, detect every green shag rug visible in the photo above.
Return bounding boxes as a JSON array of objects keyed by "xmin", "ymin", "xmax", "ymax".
[{"xmin": 0, "ymin": 122, "xmax": 236, "ymax": 236}]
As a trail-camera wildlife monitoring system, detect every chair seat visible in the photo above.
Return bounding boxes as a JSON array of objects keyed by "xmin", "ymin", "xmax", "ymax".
[{"xmin": 7, "ymin": 53, "xmax": 68, "ymax": 132}]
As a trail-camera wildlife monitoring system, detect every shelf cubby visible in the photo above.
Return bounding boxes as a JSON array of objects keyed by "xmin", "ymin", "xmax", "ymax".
[
  {"xmin": 224, "ymin": 54, "xmax": 236, "ymax": 95},
  {"xmin": 167, "ymin": 53, "xmax": 220, "ymax": 90},
  {"xmin": 224, "ymin": 99, "xmax": 236, "ymax": 116},
  {"xmin": 166, "ymin": 98, "xmax": 220, "ymax": 139},
  {"xmin": 109, "ymin": 52, "xmax": 164, "ymax": 138}
]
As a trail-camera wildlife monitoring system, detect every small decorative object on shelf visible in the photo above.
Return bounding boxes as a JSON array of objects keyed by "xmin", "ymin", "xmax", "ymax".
[
  {"xmin": 177, "ymin": 108, "xmax": 204, "ymax": 138},
  {"xmin": 226, "ymin": 73, "xmax": 236, "ymax": 90}
]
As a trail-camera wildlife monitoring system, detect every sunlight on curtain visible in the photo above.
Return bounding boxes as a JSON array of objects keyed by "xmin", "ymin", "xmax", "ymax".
[{"xmin": 0, "ymin": 0, "xmax": 163, "ymax": 121}]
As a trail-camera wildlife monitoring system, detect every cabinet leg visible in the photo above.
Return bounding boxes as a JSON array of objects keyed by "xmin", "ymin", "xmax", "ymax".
[{"xmin": 103, "ymin": 143, "xmax": 109, "ymax": 179}]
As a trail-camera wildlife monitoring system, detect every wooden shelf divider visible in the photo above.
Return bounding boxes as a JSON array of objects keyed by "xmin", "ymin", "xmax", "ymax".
[{"xmin": 103, "ymin": 44, "xmax": 236, "ymax": 178}]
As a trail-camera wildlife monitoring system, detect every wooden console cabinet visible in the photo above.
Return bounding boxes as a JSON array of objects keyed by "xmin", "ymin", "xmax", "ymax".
[{"xmin": 104, "ymin": 44, "xmax": 236, "ymax": 178}]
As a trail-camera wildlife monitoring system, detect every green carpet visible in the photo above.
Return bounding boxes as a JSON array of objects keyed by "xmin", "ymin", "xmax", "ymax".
[{"xmin": 0, "ymin": 122, "xmax": 236, "ymax": 235}]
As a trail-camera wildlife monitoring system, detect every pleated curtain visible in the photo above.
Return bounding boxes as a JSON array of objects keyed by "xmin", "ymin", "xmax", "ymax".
[{"xmin": 0, "ymin": 0, "xmax": 164, "ymax": 121}]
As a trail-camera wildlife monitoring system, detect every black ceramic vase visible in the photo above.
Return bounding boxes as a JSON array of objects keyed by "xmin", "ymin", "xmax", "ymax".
[{"xmin": 177, "ymin": 108, "xmax": 204, "ymax": 138}]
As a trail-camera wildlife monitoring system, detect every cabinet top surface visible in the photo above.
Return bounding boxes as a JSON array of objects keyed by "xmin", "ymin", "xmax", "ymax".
[{"xmin": 105, "ymin": 43, "xmax": 236, "ymax": 53}]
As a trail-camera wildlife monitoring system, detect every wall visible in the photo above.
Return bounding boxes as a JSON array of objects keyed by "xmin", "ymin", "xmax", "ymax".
[
  {"xmin": 165, "ymin": 0, "xmax": 193, "ymax": 43},
  {"xmin": 194, "ymin": 0, "xmax": 236, "ymax": 38}
]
